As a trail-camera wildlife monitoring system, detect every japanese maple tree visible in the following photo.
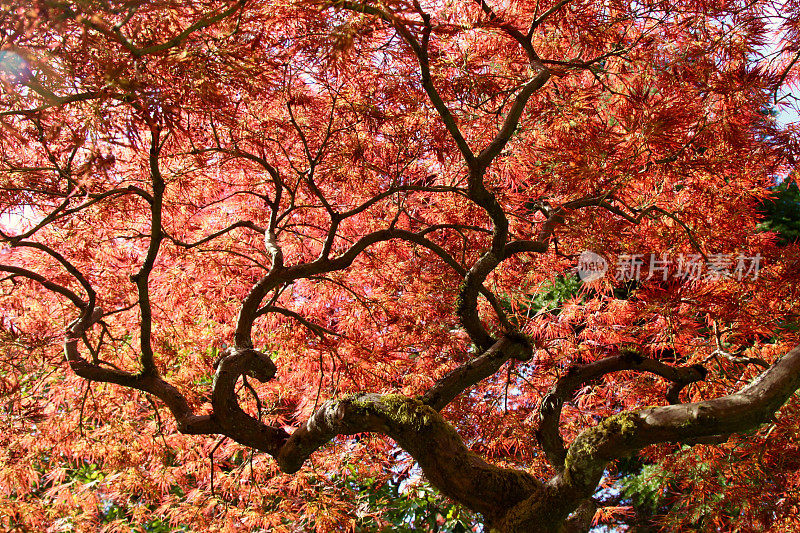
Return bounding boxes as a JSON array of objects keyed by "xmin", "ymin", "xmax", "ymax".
[{"xmin": 1, "ymin": 0, "xmax": 800, "ymax": 531}]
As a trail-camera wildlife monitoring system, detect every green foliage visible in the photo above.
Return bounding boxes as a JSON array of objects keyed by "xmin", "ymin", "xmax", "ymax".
[
  {"xmin": 616, "ymin": 444, "xmax": 778, "ymax": 531},
  {"xmin": 527, "ymin": 275, "xmax": 583, "ymax": 315},
  {"xmin": 52, "ymin": 460, "xmax": 187, "ymax": 531},
  {"xmin": 501, "ymin": 275, "xmax": 583, "ymax": 324},
  {"xmin": 142, "ymin": 517, "xmax": 180, "ymax": 532},
  {"xmin": 72, "ymin": 462, "xmax": 105, "ymax": 485},
  {"xmin": 620, "ymin": 463, "xmax": 670, "ymax": 514},
  {"xmin": 757, "ymin": 180, "xmax": 800, "ymax": 245},
  {"xmin": 335, "ymin": 466, "xmax": 478, "ymax": 532}
]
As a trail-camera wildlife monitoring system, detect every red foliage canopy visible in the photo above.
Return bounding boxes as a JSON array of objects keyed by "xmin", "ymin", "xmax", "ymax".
[{"xmin": 1, "ymin": 0, "xmax": 799, "ymax": 530}]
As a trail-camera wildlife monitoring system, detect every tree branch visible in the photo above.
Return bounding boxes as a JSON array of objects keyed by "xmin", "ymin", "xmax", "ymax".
[
  {"xmin": 474, "ymin": 67, "xmax": 550, "ymax": 170},
  {"xmin": 536, "ymin": 350, "xmax": 707, "ymax": 468},
  {"xmin": 528, "ymin": 0, "xmax": 572, "ymax": 36},
  {"xmin": 65, "ymin": 307, "xmax": 218, "ymax": 435},
  {"xmin": 255, "ymin": 304, "xmax": 340, "ymax": 339},
  {"xmin": 10, "ymin": 240, "xmax": 96, "ymax": 304},
  {"xmin": 235, "ymin": 227, "xmax": 472, "ymax": 349},
  {"xmin": 332, "ymin": 1, "xmax": 477, "ymax": 166},
  {"xmin": 166, "ymin": 220, "xmax": 266, "ymax": 248},
  {"xmin": 0, "ymin": 264, "xmax": 86, "ymax": 309},
  {"xmin": 209, "ymin": 347, "xmax": 289, "ymax": 456},
  {"xmin": 74, "ymin": 1, "xmax": 246, "ymax": 58},
  {"xmin": 130, "ymin": 129, "xmax": 166, "ymax": 376},
  {"xmin": 423, "ymin": 333, "xmax": 532, "ymax": 410},
  {"xmin": 276, "ymin": 392, "xmax": 540, "ymax": 522},
  {"xmin": 496, "ymin": 345, "xmax": 800, "ymax": 532}
]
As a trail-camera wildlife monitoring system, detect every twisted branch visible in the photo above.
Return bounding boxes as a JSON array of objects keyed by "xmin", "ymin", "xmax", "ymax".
[{"xmin": 536, "ymin": 349, "xmax": 707, "ymax": 468}]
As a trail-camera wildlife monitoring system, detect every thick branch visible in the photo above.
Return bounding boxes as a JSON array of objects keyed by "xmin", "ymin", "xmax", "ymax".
[
  {"xmin": 498, "ymin": 345, "xmax": 800, "ymax": 532},
  {"xmin": 423, "ymin": 334, "xmax": 532, "ymax": 410},
  {"xmin": 456, "ymin": 247, "xmax": 504, "ymax": 349},
  {"xmin": 209, "ymin": 348, "xmax": 289, "ymax": 456},
  {"xmin": 536, "ymin": 350, "xmax": 707, "ymax": 468},
  {"xmin": 131, "ymin": 129, "xmax": 166, "ymax": 375},
  {"xmin": 504, "ymin": 239, "xmax": 549, "ymax": 257},
  {"xmin": 0, "ymin": 264, "xmax": 86, "ymax": 309},
  {"xmin": 65, "ymin": 307, "xmax": 218, "ymax": 435},
  {"xmin": 276, "ymin": 393, "xmax": 540, "ymax": 522}
]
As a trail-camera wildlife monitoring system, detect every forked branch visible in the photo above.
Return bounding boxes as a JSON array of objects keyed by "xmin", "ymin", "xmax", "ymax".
[
  {"xmin": 64, "ymin": 306, "xmax": 218, "ymax": 436},
  {"xmin": 423, "ymin": 333, "xmax": 532, "ymax": 410},
  {"xmin": 276, "ymin": 392, "xmax": 541, "ymax": 522},
  {"xmin": 536, "ymin": 349, "xmax": 707, "ymax": 468},
  {"xmin": 495, "ymin": 345, "xmax": 800, "ymax": 532}
]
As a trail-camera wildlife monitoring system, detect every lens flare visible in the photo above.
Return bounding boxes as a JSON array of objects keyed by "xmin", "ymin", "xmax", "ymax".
[{"xmin": 0, "ymin": 51, "xmax": 31, "ymax": 83}]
